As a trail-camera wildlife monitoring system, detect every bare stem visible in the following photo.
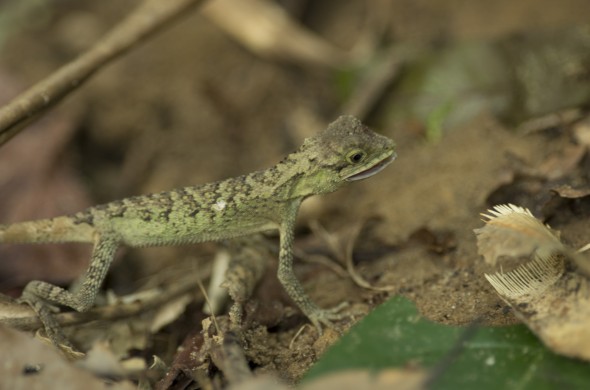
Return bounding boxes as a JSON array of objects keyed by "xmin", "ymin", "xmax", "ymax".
[
  {"xmin": 0, "ymin": 0, "xmax": 204, "ymax": 147},
  {"xmin": 1, "ymin": 272, "xmax": 206, "ymax": 331}
]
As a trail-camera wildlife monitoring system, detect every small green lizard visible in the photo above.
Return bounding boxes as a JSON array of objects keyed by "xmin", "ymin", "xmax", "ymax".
[{"xmin": 1, "ymin": 115, "xmax": 395, "ymax": 339}]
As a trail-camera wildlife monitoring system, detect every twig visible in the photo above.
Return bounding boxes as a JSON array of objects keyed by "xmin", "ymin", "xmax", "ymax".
[
  {"xmin": 196, "ymin": 277, "xmax": 221, "ymax": 335},
  {"xmin": 0, "ymin": 0, "xmax": 204, "ymax": 147},
  {"xmin": 343, "ymin": 223, "xmax": 396, "ymax": 292},
  {"xmin": 310, "ymin": 220, "xmax": 396, "ymax": 292},
  {"xmin": 289, "ymin": 324, "xmax": 311, "ymax": 350},
  {"xmin": 299, "ymin": 252, "xmax": 349, "ymax": 278},
  {"xmin": 209, "ymin": 331, "xmax": 253, "ymax": 384},
  {"xmin": 0, "ymin": 271, "xmax": 207, "ymax": 332},
  {"xmin": 202, "ymin": 0, "xmax": 351, "ymax": 68}
]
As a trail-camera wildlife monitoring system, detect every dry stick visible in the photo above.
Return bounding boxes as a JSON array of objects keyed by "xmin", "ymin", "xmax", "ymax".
[
  {"xmin": 209, "ymin": 331, "xmax": 253, "ymax": 384},
  {"xmin": 0, "ymin": 0, "xmax": 204, "ymax": 147},
  {"xmin": 310, "ymin": 220, "xmax": 396, "ymax": 291},
  {"xmin": 343, "ymin": 223, "xmax": 396, "ymax": 292},
  {"xmin": 1, "ymin": 272, "xmax": 207, "ymax": 332}
]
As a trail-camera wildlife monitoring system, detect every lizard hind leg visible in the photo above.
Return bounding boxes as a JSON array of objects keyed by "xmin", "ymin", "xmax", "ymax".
[
  {"xmin": 17, "ymin": 235, "xmax": 118, "ymax": 350},
  {"xmin": 18, "ymin": 235, "xmax": 118, "ymax": 312}
]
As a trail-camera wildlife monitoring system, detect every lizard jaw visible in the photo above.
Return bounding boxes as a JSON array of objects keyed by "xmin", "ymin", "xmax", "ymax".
[{"xmin": 345, "ymin": 152, "xmax": 396, "ymax": 181}]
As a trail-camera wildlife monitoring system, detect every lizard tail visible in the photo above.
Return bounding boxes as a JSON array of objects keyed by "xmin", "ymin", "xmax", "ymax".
[{"xmin": 0, "ymin": 216, "xmax": 95, "ymax": 244}]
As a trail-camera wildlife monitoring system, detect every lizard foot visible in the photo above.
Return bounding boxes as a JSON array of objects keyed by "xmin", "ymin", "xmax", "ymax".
[
  {"xmin": 307, "ymin": 302, "xmax": 350, "ymax": 335},
  {"xmin": 18, "ymin": 294, "xmax": 80, "ymax": 353}
]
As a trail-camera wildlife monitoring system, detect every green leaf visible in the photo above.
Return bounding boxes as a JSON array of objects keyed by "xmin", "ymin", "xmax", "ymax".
[{"xmin": 304, "ymin": 296, "xmax": 590, "ymax": 389}]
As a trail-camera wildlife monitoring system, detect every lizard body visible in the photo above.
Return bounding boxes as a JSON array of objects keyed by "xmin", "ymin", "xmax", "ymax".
[{"xmin": 1, "ymin": 115, "xmax": 395, "ymax": 334}]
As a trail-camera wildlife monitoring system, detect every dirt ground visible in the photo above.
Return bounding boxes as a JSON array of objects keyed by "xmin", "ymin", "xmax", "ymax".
[{"xmin": 1, "ymin": 0, "xmax": 590, "ymax": 387}]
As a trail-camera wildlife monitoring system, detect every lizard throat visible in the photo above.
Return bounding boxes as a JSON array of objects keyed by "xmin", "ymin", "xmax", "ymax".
[{"xmin": 345, "ymin": 152, "xmax": 396, "ymax": 181}]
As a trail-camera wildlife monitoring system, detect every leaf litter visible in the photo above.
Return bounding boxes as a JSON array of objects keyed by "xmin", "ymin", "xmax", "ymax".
[
  {"xmin": 476, "ymin": 203, "xmax": 590, "ymax": 360},
  {"xmin": 2, "ymin": 0, "xmax": 590, "ymax": 388}
]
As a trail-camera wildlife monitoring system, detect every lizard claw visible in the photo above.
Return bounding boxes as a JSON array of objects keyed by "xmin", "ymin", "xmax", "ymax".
[
  {"xmin": 17, "ymin": 292, "xmax": 79, "ymax": 352},
  {"xmin": 307, "ymin": 302, "xmax": 350, "ymax": 335}
]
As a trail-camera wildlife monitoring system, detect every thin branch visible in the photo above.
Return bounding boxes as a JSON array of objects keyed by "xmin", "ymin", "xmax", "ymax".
[
  {"xmin": 0, "ymin": 0, "xmax": 204, "ymax": 147},
  {"xmin": 0, "ymin": 272, "xmax": 206, "ymax": 332}
]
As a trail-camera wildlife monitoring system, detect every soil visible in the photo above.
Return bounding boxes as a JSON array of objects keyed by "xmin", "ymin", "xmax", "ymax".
[{"xmin": 1, "ymin": 0, "xmax": 590, "ymax": 387}]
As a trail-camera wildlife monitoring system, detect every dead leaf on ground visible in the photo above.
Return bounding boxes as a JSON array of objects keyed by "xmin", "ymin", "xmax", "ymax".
[
  {"xmin": 476, "ymin": 204, "xmax": 590, "ymax": 360},
  {"xmin": 156, "ymin": 327, "xmax": 206, "ymax": 390},
  {"xmin": 0, "ymin": 325, "xmax": 134, "ymax": 390},
  {"xmin": 201, "ymin": 0, "xmax": 351, "ymax": 68},
  {"xmin": 474, "ymin": 204, "xmax": 564, "ymax": 266},
  {"xmin": 551, "ymin": 184, "xmax": 590, "ymax": 199},
  {"xmin": 301, "ymin": 368, "xmax": 426, "ymax": 390},
  {"xmin": 535, "ymin": 144, "xmax": 586, "ymax": 181},
  {"xmin": 573, "ymin": 117, "xmax": 590, "ymax": 148},
  {"xmin": 76, "ymin": 341, "xmax": 127, "ymax": 378}
]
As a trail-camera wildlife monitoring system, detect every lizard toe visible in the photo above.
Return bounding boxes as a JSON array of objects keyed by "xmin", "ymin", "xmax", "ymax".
[{"xmin": 308, "ymin": 302, "xmax": 351, "ymax": 335}]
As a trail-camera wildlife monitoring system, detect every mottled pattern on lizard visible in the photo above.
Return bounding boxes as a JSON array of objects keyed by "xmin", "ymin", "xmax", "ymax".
[{"xmin": 0, "ymin": 115, "xmax": 396, "ymax": 334}]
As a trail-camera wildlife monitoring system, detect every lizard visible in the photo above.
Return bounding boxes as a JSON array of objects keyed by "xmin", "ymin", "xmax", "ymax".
[{"xmin": 0, "ymin": 115, "xmax": 396, "ymax": 343}]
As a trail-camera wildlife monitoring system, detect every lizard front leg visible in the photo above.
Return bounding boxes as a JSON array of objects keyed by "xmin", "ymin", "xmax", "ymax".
[
  {"xmin": 277, "ymin": 202, "xmax": 348, "ymax": 334},
  {"xmin": 18, "ymin": 235, "xmax": 118, "ymax": 346}
]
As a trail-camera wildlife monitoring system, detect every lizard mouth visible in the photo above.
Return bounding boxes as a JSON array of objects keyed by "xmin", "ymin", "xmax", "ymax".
[{"xmin": 345, "ymin": 152, "xmax": 396, "ymax": 181}]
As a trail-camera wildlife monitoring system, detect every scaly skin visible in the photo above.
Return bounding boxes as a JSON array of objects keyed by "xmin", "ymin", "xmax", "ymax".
[{"xmin": 0, "ymin": 115, "xmax": 396, "ymax": 337}]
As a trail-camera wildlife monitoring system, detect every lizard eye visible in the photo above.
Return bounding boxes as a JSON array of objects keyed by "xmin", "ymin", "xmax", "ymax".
[{"xmin": 346, "ymin": 150, "xmax": 366, "ymax": 164}]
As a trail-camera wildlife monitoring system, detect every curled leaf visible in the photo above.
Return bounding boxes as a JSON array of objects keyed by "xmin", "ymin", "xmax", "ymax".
[
  {"xmin": 484, "ymin": 253, "xmax": 564, "ymax": 299},
  {"xmin": 475, "ymin": 204, "xmax": 590, "ymax": 361},
  {"xmin": 474, "ymin": 204, "xmax": 563, "ymax": 266}
]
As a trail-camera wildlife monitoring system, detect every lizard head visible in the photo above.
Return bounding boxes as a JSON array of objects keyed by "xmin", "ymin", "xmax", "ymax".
[{"xmin": 289, "ymin": 115, "xmax": 396, "ymax": 196}]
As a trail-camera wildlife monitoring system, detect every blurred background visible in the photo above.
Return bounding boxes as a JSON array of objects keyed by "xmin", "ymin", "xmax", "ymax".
[{"xmin": 1, "ymin": 0, "xmax": 590, "ymax": 383}]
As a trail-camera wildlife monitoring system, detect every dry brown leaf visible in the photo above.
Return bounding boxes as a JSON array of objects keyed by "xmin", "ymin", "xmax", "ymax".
[
  {"xmin": 301, "ymin": 368, "xmax": 426, "ymax": 390},
  {"xmin": 0, "ymin": 325, "xmax": 134, "ymax": 390},
  {"xmin": 535, "ymin": 143, "xmax": 586, "ymax": 180},
  {"xmin": 77, "ymin": 341, "xmax": 126, "ymax": 378},
  {"xmin": 204, "ymin": 249, "xmax": 231, "ymax": 315},
  {"xmin": 573, "ymin": 117, "xmax": 590, "ymax": 148},
  {"xmin": 476, "ymin": 204, "xmax": 590, "ymax": 360},
  {"xmin": 474, "ymin": 204, "xmax": 564, "ymax": 266},
  {"xmin": 484, "ymin": 254, "xmax": 565, "ymax": 299},
  {"xmin": 518, "ymin": 108, "xmax": 582, "ymax": 133},
  {"xmin": 202, "ymin": 0, "xmax": 351, "ymax": 68},
  {"xmin": 227, "ymin": 375, "xmax": 289, "ymax": 390},
  {"xmin": 228, "ymin": 367, "xmax": 427, "ymax": 390},
  {"xmin": 551, "ymin": 184, "xmax": 590, "ymax": 199},
  {"xmin": 487, "ymin": 261, "xmax": 590, "ymax": 361},
  {"xmin": 156, "ymin": 328, "xmax": 207, "ymax": 390},
  {"xmin": 150, "ymin": 294, "xmax": 192, "ymax": 333}
]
